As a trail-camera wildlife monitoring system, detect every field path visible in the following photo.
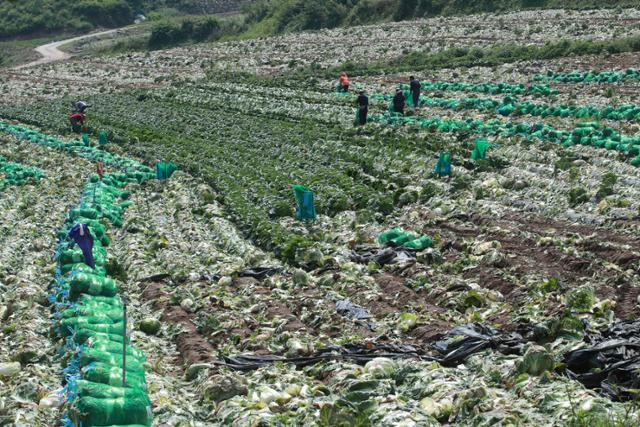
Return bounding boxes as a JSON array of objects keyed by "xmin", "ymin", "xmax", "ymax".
[{"xmin": 13, "ymin": 28, "xmax": 123, "ymax": 70}]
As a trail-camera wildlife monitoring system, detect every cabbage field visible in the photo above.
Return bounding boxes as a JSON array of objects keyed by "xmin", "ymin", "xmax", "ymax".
[{"xmin": 1, "ymin": 6, "xmax": 640, "ymax": 427}]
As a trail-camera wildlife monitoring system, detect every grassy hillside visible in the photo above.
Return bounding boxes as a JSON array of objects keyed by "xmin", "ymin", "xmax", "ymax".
[
  {"xmin": 0, "ymin": 0, "xmax": 250, "ymax": 40},
  {"xmin": 244, "ymin": 0, "xmax": 638, "ymax": 34}
]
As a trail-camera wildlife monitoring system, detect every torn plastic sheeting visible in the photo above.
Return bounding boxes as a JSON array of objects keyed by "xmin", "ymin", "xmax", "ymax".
[
  {"xmin": 336, "ymin": 299, "xmax": 377, "ymax": 331},
  {"xmin": 211, "ymin": 324, "xmax": 527, "ymax": 371},
  {"xmin": 564, "ymin": 320, "xmax": 640, "ymax": 401},
  {"xmin": 350, "ymin": 245, "xmax": 417, "ymax": 266},
  {"xmin": 336, "ymin": 299, "xmax": 372, "ymax": 321},
  {"xmin": 212, "ymin": 343, "xmax": 423, "ymax": 370},
  {"xmin": 431, "ymin": 323, "xmax": 525, "ymax": 366},
  {"xmin": 239, "ymin": 267, "xmax": 283, "ymax": 280}
]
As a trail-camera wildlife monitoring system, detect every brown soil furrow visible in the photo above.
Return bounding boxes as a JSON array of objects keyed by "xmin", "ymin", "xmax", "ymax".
[{"xmin": 141, "ymin": 282, "xmax": 214, "ymax": 366}]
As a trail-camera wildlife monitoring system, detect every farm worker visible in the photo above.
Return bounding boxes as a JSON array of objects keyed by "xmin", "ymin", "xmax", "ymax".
[
  {"xmin": 392, "ymin": 88, "xmax": 405, "ymax": 115},
  {"xmin": 71, "ymin": 100, "xmax": 91, "ymax": 113},
  {"xmin": 356, "ymin": 90, "xmax": 369, "ymax": 125},
  {"xmin": 409, "ymin": 76, "xmax": 421, "ymax": 110},
  {"xmin": 68, "ymin": 223, "xmax": 95, "ymax": 269},
  {"xmin": 338, "ymin": 72, "xmax": 350, "ymax": 93},
  {"xmin": 70, "ymin": 113, "xmax": 85, "ymax": 134},
  {"xmin": 96, "ymin": 161, "xmax": 104, "ymax": 180}
]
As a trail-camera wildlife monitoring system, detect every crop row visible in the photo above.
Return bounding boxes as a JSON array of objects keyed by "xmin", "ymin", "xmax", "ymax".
[
  {"xmin": 2, "ymin": 77, "xmax": 638, "ymax": 265},
  {"xmin": 52, "ymin": 171, "xmax": 154, "ymax": 426},
  {"xmin": 416, "ymin": 81, "xmax": 558, "ymax": 96},
  {"xmin": 534, "ymin": 68, "xmax": 640, "ymax": 83},
  {"xmin": 2, "ymin": 124, "xmax": 158, "ymax": 426},
  {"xmin": 0, "ymin": 91, "xmax": 456, "ymax": 262},
  {"xmin": 378, "ymin": 87, "xmax": 640, "ymax": 122},
  {"xmin": 368, "ymin": 112, "xmax": 640, "ymax": 166},
  {"xmin": 170, "ymin": 82, "xmax": 640, "ymax": 166},
  {"xmin": 0, "ymin": 122, "xmax": 154, "ymax": 175}
]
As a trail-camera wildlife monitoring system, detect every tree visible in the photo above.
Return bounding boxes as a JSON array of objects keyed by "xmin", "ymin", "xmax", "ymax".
[{"xmin": 394, "ymin": 0, "xmax": 418, "ymax": 20}]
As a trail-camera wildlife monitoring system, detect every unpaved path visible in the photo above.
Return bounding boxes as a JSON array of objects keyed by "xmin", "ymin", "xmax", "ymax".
[{"xmin": 13, "ymin": 28, "xmax": 123, "ymax": 70}]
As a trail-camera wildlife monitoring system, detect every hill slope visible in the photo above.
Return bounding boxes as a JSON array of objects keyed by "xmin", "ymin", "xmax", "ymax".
[
  {"xmin": 0, "ymin": 0, "xmax": 249, "ymax": 40},
  {"xmin": 245, "ymin": 0, "xmax": 638, "ymax": 34}
]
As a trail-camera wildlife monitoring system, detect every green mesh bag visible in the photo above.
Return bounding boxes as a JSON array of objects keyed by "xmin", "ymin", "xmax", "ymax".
[
  {"xmin": 70, "ymin": 207, "xmax": 99, "ymax": 220},
  {"xmin": 60, "ymin": 247, "xmax": 107, "ymax": 268},
  {"xmin": 76, "ymin": 380, "xmax": 148, "ymax": 400},
  {"xmin": 60, "ymin": 306, "xmax": 123, "ymax": 323},
  {"xmin": 78, "ymin": 295, "xmax": 123, "ymax": 308},
  {"xmin": 82, "ymin": 362, "xmax": 146, "ymax": 389},
  {"xmin": 156, "ymin": 161, "xmax": 178, "ymax": 180},
  {"xmin": 88, "ymin": 340, "xmax": 146, "ymax": 361},
  {"xmin": 69, "ymin": 272, "xmax": 118, "ymax": 299},
  {"xmin": 79, "ymin": 348, "xmax": 146, "ymax": 372},
  {"xmin": 435, "ymin": 152, "xmax": 452, "ymax": 176},
  {"xmin": 403, "ymin": 236, "xmax": 433, "ymax": 250},
  {"xmin": 61, "ymin": 263, "xmax": 107, "ymax": 277},
  {"xmin": 99, "ymin": 131, "xmax": 108, "ymax": 145},
  {"xmin": 378, "ymin": 227, "xmax": 404, "ymax": 244},
  {"xmin": 59, "ymin": 315, "xmax": 118, "ymax": 330},
  {"xmin": 497, "ymin": 104, "xmax": 514, "ymax": 116},
  {"xmin": 471, "ymin": 138, "xmax": 490, "ymax": 160},
  {"xmin": 293, "ymin": 185, "xmax": 316, "ymax": 221},
  {"xmin": 74, "ymin": 329, "xmax": 127, "ymax": 345},
  {"xmin": 72, "ymin": 395, "xmax": 153, "ymax": 426},
  {"xmin": 59, "ymin": 250, "xmax": 87, "ymax": 266},
  {"xmin": 64, "ymin": 321, "xmax": 124, "ymax": 339},
  {"xmin": 390, "ymin": 232, "xmax": 418, "ymax": 246}
]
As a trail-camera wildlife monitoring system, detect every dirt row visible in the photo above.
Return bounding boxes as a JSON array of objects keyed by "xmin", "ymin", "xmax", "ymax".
[{"xmin": 422, "ymin": 210, "xmax": 639, "ymax": 320}]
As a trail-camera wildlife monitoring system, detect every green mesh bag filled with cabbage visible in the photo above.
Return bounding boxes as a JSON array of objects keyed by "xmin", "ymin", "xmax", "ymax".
[
  {"xmin": 378, "ymin": 227, "xmax": 404, "ymax": 244},
  {"xmin": 79, "ymin": 348, "xmax": 146, "ymax": 372},
  {"xmin": 82, "ymin": 362, "xmax": 147, "ymax": 390},
  {"xmin": 69, "ymin": 272, "xmax": 118, "ymax": 299},
  {"xmin": 72, "ymin": 394, "xmax": 153, "ymax": 426}
]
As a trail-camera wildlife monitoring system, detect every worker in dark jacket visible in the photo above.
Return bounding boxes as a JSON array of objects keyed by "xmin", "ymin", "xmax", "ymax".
[
  {"xmin": 71, "ymin": 100, "xmax": 91, "ymax": 113},
  {"xmin": 356, "ymin": 90, "xmax": 368, "ymax": 125},
  {"xmin": 392, "ymin": 89, "xmax": 405, "ymax": 115},
  {"xmin": 409, "ymin": 76, "xmax": 421, "ymax": 110}
]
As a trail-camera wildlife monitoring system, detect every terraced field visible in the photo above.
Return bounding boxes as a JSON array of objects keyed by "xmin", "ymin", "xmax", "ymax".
[{"xmin": 0, "ymin": 6, "xmax": 640, "ymax": 427}]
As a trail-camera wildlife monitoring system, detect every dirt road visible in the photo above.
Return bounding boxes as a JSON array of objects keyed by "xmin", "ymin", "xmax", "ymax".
[{"xmin": 13, "ymin": 28, "xmax": 123, "ymax": 70}]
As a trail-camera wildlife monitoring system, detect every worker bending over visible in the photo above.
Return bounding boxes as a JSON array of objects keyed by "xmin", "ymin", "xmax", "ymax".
[
  {"xmin": 72, "ymin": 100, "xmax": 91, "ymax": 113},
  {"xmin": 70, "ymin": 113, "xmax": 85, "ymax": 134},
  {"xmin": 392, "ymin": 89, "xmax": 405, "ymax": 115}
]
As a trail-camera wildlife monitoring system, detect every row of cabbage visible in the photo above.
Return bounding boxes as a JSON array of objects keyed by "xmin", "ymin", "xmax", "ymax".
[
  {"xmin": 534, "ymin": 68, "xmax": 640, "ymax": 83},
  {"xmin": 1, "ymin": 122, "xmax": 157, "ymax": 426},
  {"xmin": 0, "ymin": 122, "xmax": 151, "ymax": 175},
  {"xmin": 0, "ymin": 154, "xmax": 44, "ymax": 190},
  {"xmin": 390, "ymin": 86, "xmax": 640, "ymax": 121},
  {"xmin": 0, "ymin": 97, "xmax": 413, "ymax": 256},
  {"xmin": 368, "ymin": 111, "xmax": 640, "ymax": 166},
  {"xmin": 416, "ymin": 81, "xmax": 558, "ymax": 96}
]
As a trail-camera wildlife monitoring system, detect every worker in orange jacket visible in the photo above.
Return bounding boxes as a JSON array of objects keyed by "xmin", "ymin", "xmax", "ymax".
[{"xmin": 338, "ymin": 72, "xmax": 350, "ymax": 93}]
